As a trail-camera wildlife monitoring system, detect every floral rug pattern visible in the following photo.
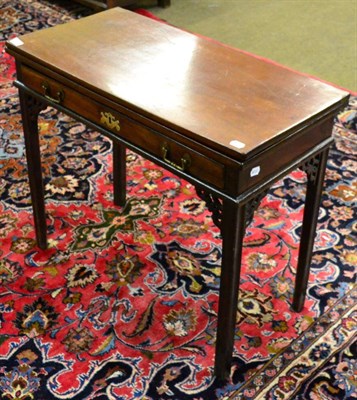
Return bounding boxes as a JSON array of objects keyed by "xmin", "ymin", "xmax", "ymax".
[{"xmin": 0, "ymin": 1, "xmax": 356, "ymax": 399}]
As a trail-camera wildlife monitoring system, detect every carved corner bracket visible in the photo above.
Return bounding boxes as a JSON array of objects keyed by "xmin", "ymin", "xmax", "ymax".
[
  {"xmin": 244, "ymin": 188, "xmax": 270, "ymax": 227},
  {"xmin": 298, "ymin": 153, "xmax": 322, "ymax": 183},
  {"xmin": 195, "ymin": 185, "xmax": 272, "ymax": 231},
  {"xmin": 195, "ymin": 186, "xmax": 223, "ymax": 231},
  {"xmin": 20, "ymin": 91, "xmax": 47, "ymax": 123}
]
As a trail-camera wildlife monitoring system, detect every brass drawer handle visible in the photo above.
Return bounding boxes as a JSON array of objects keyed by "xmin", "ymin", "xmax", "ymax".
[
  {"xmin": 100, "ymin": 111, "xmax": 120, "ymax": 132},
  {"xmin": 161, "ymin": 142, "xmax": 191, "ymax": 172},
  {"xmin": 41, "ymin": 81, "xmax": 64, "ymax": 104}
]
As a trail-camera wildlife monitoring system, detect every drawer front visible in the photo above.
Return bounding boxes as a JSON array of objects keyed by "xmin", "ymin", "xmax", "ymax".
[{"xmin": 20, "ymin": 65, "xmax": 225, "ymax": 189}]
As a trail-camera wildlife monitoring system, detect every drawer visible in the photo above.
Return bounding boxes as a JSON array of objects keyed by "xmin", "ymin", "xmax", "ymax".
[{"xmin": 20, "ymin": 65, "xmax": 225, "ymax": 189}]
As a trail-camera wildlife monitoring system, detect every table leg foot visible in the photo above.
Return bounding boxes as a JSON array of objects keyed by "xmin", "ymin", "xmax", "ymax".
[
  {"xmin": 293, "ymin": 149, "xmax": 330, "ymax": 311},
  {"xmin": 113, "ymin": 141, "xmax": 126, "ymax": 207}
]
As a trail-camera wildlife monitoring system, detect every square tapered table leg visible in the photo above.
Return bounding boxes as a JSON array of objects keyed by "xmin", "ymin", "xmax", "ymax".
[
  {"xmin": 214, "ymin": 201, "xmax": 246, "ymax": 380},
  {"xmin": 293, "ymin": 148, "xmax": 330, "ymax": 312},
  {"xmin": 19, "ymin": 90, "xmax": 48, "ymax": 250},
  {"xmin": 113, "ymin": 141, "xmax": 126, "ymax": 207}
]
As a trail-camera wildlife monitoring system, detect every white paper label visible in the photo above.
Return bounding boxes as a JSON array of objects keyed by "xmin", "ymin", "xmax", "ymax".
[
  {"xmin": 9, "ymin": 37, "xmax": 24, "ymax": 47},
  {"xmin": 229, "ymin": 140, "xmax": 246, "ymax": 149},
  {"xmin": 250, "ymin": 166, "xmax": 260, "ymax": 177}
]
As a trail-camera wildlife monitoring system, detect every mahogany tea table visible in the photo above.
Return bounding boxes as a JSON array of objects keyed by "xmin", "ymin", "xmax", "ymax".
[{"xmin": 6, "ymin": 8, "xmax": 349, "ymax": 380}]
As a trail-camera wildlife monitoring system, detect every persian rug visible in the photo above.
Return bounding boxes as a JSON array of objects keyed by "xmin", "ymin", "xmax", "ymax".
[{"xmin": 0, "ymin": 1, "xmax": 356, "ymax": 399}]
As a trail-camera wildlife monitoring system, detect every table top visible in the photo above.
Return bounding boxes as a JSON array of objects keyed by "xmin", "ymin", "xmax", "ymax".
[{"xmin": 7, "ymin": 8, "xmax": 349, "ymax": 160}]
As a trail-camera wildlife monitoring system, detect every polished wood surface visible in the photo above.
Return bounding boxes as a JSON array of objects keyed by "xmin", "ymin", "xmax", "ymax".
[{"xmin": 6, "ymin": 8, "xmax": 347, "ymax": 160}]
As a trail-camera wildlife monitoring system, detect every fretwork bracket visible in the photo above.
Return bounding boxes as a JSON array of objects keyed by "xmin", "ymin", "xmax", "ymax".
[
  {"xmin": 21, "ymin": 92, "xmax": 47, "ymax": 124},
  {"xmin": 195, "ymin": 186, "xmax": 223, "ymax": 231},
  {"xmin": 195, "ymin": 185, "xmax": 271, "ymax": 231},
  {"xmin": 244, "ymin": 187, "xmax": 270, "ymax": 227},
  {"xmin": 298, "ymin": 153, "xmax": 322, "ymax": 183}
]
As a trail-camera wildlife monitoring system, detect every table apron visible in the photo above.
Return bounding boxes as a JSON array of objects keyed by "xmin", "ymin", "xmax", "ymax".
[{"xmin": 16, "ymin": 82, "xmax": 334, "ymax": 207}]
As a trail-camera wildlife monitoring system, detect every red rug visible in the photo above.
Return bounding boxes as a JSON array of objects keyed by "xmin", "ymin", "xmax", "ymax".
[{"xmin": 0, "ymin": 1, "xmax": 356, "ymax": 399}]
